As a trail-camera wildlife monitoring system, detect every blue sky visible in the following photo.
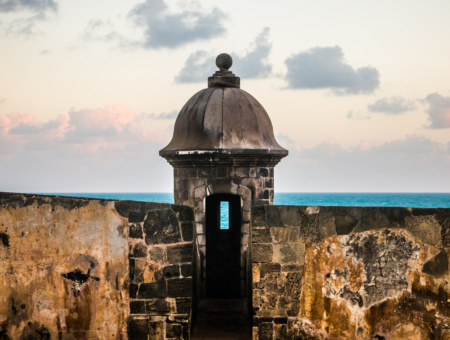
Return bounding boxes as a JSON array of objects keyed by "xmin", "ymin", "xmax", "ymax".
[{"xmin": 1, "ymin": 0, "xmax": 450, "ymax": 193}]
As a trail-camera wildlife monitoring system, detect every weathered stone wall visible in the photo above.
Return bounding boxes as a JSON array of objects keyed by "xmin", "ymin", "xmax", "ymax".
[
  {"xmin": 252, "ymin": 205, "xmax": 450, "ymax": 340},
  {"xmin": 174, "ymin": 166, "xmax": 274, "ymax": 297},
  {"xmin": 0, "ymin": 193, "xmax": 129, "ymax": 339},
  {"xmin": 121, "ymin": 200, "xmax": 195, "ymax": 340},
  {"xmin": 0, "ymin": 193, "xmax": 195, "ymax": 340}
]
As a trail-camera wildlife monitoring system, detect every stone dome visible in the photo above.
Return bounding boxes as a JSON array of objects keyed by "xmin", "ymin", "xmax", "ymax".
[{"xmin": 160, "ymin": 54, "xmax": 288, "ymax": 167}]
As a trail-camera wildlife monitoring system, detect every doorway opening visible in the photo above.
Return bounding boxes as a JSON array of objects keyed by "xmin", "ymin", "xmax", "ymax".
[
  {"xmin": 192, "ymin": 193, "xmax": 251, "ymax": 339},
  {"xmin": 205, "ymin": 193, "xmax": 241, "ymax": 298}
]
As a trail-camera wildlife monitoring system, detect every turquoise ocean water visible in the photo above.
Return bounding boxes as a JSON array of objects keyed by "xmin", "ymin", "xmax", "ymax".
[{"xmin": 42, "ymin": 192, "xmax": 450, "ymax": 208}]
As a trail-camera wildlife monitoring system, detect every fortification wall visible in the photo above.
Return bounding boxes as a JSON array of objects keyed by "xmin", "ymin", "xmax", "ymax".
[
  {"xmin": 0, "ymin": 193, "xmax": 195, "ymax": 340},
  {"xmin": 251, "ymin": 205, "xmax": 450, "ymax": 339}
]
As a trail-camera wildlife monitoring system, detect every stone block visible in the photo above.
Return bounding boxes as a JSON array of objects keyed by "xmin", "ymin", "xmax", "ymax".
[
  {"xmin": 144, "ymin": 209, "xmax": 181, "ymax": 245},
  {"xmin": 406, "ymin": 215, "xmax": 443, "ymax": 247},
  {"xmin": 146, "ymin": 298, "xmax": 176, "ymax": 315},
  {"xmin": 258, "ymin": 322, "xmax": 273, "ymax": 339},
  {"xmin": 318, "ymin": 207, "xmax": 336, "ymax": 239},
  {"xmin": 252, "ymin": 227, "xmax": 272, "ymax": 243},
  {"xmin": 180, "ymin": 222, "xmax": 194, "ymax": 242},
  {"xmin": 270, "ymin": 226, "xmax": 300, "ymax": 243},
  {"xmin": 412, "ymin": 208, "xmax": 437, "ymax": 216},
  {"xmin": 274, "ymin": 324, "xmax": 287, "ymax": 339},
  {"xmin": 166, "ymin": 323, "xmax": 183, "ymax": 338},
  {"xmin": 358, "ymin": 207, "xmax": 410, "ymax": 231},
  {"xmin": 149, "ymin": 321, "xmax": 165, "ymax": 340},
  {"xmin": 242, "ymin": 209, "xmax": 251, "ymax": 223},
  {"xmin": 167, "ymin": 278, "xmax": 192, "ymax": 297},
  {"xmin": 422, "ymin": 249, "xmax": 448, "ymax": 277},
  {"xmin": 149, "ymin": 246, "xmax": 167, "ymax": 264},
  {"xmin": 335, "ymin": 212, "xmax": 359, "ymax": 235},
  {"xmin": 167, "ymin": 244, "xmax": 193, "ymax": 263},
  {"xmin": 281, "ymin": 264, "xmax": 303, "ymax": 272},
  {"xmin": 300, "ymin": 213, "xmax": 320, "ymax": 244},
  {"xmin": 251, "ymin": 206, "xmax": 267, "ymax": 227},
  {"xmin": 259, "ymin": 168, "xmax": 269, "ymax": 177},
  {"xmin": 129, "ymin": 259, "xmax": 135, "ymax": 281},
  {"xmin": 252, "ymin": 327, "xmax": 259, "ymax": 340},
  {"xmin": 242, "ymin": 222, "xmax": 250, "ymax": 234},
  {"xmin": 273, "ymin": 243, "xmax": 305, "ymax": 265},
  {"xmin": 129, "ymin": 224, "xmax": 143, "ymax": 239},
  {"xmin": 128, "ymin": 317, "xmax": 149, "ymax": 340},
  {"xmin": 130, "ymin": 300, "xmax": 146, "ymax": 314},
  {"xmin": 194, "ymin": 185, "xmax": 206, "ymax": 199},
  {"xmin": 162, "ymin": 265, "xmax": 179, "ymax": 279},
  {"xmin": 253, "ymin": 244, "xmax": 273, "ymax": 263},
  {"xmin": 130, "ymin": 283, "xmax": 138, "ymax": 298},
  {"xmin": 180, "ymin": 264, "xmax": 192, "ymax": 277},
  {"xmin": 259, "ymin": 190, "xmax": 270, "ymax": 200},
  {"xmin": 129, "ymin": 211, "xmax": 146, "ymax": 223},
  {"xmin": 260, "ymin": 263, "xmax": 281, "ymax": 277},
  {"xmin": 172, "ymin": 205, "xmax": 194, "ymax": 222},
  {"xmin": 131, "ymin": 242, "xmax": 147, "ymax": 258},
  {"xmin": 437, "ymin": 209, "xmax": 450, "ymax": 247},
  {"xmin": 175, "ymin": 297, "xmax": 191, "ymax": 314},
  {"xmin": 253, "ymin": 263, "xmax": 261, "ymax": 282},
  {"xmin": 265, "ymin": 206, "xmax": 284, "ymax": 227},
  {"xmin": 196, "ymin": 222, "xmax": 204, "ymax": 235},
  {"xmin": 138, "ymin": 281, "xmax": 167, "ymax": 299}
]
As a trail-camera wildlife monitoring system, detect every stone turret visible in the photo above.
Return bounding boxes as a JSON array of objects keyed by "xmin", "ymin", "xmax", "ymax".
[{"xmin": 160, "ymin": 53, "xmax": 288, "ymax": 298}]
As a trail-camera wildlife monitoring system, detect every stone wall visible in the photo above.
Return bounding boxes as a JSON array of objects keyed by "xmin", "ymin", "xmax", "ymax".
[
  {"xmin": 0, "ymin": 193, "xmax": 129, "ymax": 339},
  {"xmin": 0, "ymin": 193, "xmax": 195, "ymax": 340},
  {"xmin": 173, "ymin": 166, "xmax": 274, "ymax": 297},
  {"xmin": 120, "ymin": 200, "xmax": 195, "ymax": 340},
  {"xmin": 251, "ymin": 205, "xmax": 450, "ymax": 340}
]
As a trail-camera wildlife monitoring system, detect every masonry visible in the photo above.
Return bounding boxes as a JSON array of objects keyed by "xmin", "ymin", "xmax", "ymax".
[
  {"xmin": 0, "ymin": 192, "xmax": 195, "ymax": 340},
  {"xmin": 2, "ymin": 192, "xmax": 450, "ymax": 339},
  {"xmin": 251, "ymin": 205, "xmax": 450, "ymax": 339}
]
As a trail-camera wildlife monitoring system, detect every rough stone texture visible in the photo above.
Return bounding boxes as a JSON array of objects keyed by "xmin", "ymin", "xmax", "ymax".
[
  {"xmin": 173, "ymin": 166, "xmax": 274, "ymax": 297},
  {"xmin": 252, "ymin": 205, "xmax": 450, "ymax": 340},
  {"xmin": 0, "ymin": 193, "xmax": 195, "ymax": 340},
  {"xmin": 0, "ymin": 193, "xmax": 129, "ymax": 339},
  {"xmin": 127, "ymin": 201, "xmax": 194, "ymax": 339}
]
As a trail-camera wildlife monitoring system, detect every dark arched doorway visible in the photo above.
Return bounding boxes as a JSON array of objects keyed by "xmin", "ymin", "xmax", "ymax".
[{"xmin": 205, "ymin": 193, "xmax": 241, "ymax": 298}]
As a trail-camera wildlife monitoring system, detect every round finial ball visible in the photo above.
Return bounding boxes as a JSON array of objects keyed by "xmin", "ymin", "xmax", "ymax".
[{"xmin": 216, "ymin": 53, "xmax": 232, "ymax": 71}]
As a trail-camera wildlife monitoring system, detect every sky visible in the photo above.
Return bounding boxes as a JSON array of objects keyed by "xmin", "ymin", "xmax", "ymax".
[{"xmin": 1, "ymin": 0, "xmax": 450, "ymax": 193}]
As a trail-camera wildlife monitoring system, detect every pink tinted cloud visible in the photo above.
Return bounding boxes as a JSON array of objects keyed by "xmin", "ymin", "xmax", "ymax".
[
  {"xmin": 0, "ymin": 105, "xmax": 171, "ymax": 155},
  {"xmin": 0, "ymin": 112, "xmax": 38, "ymax": 133}
]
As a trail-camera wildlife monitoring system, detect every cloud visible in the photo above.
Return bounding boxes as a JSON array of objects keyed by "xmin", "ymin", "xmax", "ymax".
[
  {"xmin": 277, "ymin": 134, "xmax": 450, "ymax": 192},
  {"xmin": 0, "ymin": 105, "xmax": 174, "ymax": 192},
  {"xmin": 0, "ymin": 0, "xmax": 57, "ymax": 36},
  {"xmin": 147, "ymin": 110, "xmax": 178, "ymax": 120},
  {"xmin": 0, "ymin": 0, "xmax": 57, "ymax": 13},
  {"xmin": 346, "ymin": 110, "xmax": 370, "ymax": 120},
  {"xmin": 284, "ymin": 46, "xmax": 380, "ymax": 95},
  {"xmin": 174, "ymin": 50, "xmax": 211, "ymax": 83},
  {"xmin": 128, "ymin": 0, "xmax": 226, "ymax": 49},
  {"xmin": 0, "ymin": 97, "xmax": 6, "ymax": 104},
  {"xmin": 175, "ymin": 28, "xmax": 273, "ymax": 83},
  {"xmin": 424, "ymin": 93, "xmax": 450, "ymax": 129},
  {"xmin": 368, "ymin": 96, "xmax": 416, "ymax": 114},
  {"xmin": 232, "ymin": 27, "xmax": 272, "ymax": 79}
]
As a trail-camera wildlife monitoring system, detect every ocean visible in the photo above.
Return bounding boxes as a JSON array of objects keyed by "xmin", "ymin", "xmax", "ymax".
[{"xmin": 42, "ymin": 192, "xmax": 450, "ymax": 208}]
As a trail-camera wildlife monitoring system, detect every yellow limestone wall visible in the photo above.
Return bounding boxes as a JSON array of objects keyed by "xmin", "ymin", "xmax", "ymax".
[{"xmin": 0, "ymin": 196, "xmax": 129, "ymax": 339}]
